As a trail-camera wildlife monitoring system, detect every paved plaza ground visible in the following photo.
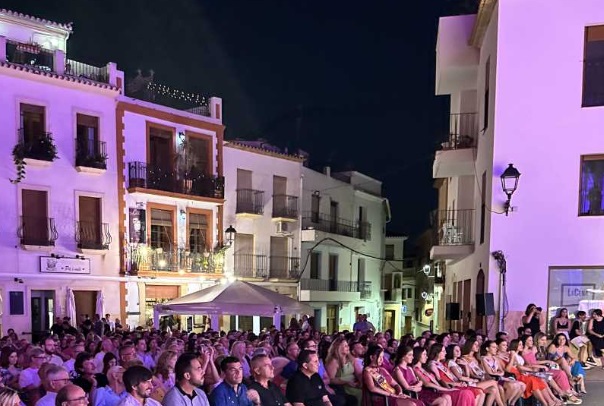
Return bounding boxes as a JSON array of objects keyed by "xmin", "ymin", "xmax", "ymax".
[{"xmin": 579, "ymin": 366, "xmax": 604, "ymax": 406}]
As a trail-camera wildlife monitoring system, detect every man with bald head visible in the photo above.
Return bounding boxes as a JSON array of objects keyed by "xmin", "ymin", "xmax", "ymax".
[{"xmin": 55, "ymin": 384, "xmax": 88, "ymax": 405}]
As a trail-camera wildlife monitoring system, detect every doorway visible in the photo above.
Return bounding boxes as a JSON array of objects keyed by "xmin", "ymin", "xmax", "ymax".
[
  {"xmin": 326, "ymin": 305, "xmax": 339, "ymax": 334},
  {"xmin": 73, "ymin": 291, "xmax": 96, "ymax": 326},
  {"xmin": 383, "ymin": 310, "xmax": 395, "ymax": 332},
  {"xmin": 31, "ymin": 290, "xmax": 54, "ymax": 343}
]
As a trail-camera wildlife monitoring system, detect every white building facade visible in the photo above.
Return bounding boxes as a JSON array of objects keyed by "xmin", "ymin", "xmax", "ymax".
[
  {"xmin": 433, "ymin": 0, "xmax": 604, "ymax": 335},
  {"xmin": 118, "ymin": 94, "xmax": 226, "ymax": 330},
  {"xmin": 222, "ymin": 141, "xmax": 304, "ymax": 332},
  {"xmin": 0, "ymin": 10, "xmax": 123, "ymax": 340},
  {"xmin": 300, "ymin": 168, "xmax": 389, "ymax": 332}
]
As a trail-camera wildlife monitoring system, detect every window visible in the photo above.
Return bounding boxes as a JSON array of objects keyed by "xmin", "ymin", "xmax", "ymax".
[
  {"xmin": 149, "ymin": 126, "xmax": 173, "ymax": 170},
  {"xmin": 583, "ymin": 26, "xmax": 604, "ymax": 107},
  {"xmin": 20, "ymin": 189, "xmax": 52, "ymax": 246},
  {"xmin": 76, "ymin": 114, "xmax": 104, "ymax": 168},
  {"xmin": 385, "ymin": 244, "xmax": 395, "ymax": 260},
  {"xmin": 483, "ymin": 58, "xmax": 490, "ymax": 130},
  {"xmin": 150, "ymin": 208, "xmax": 173, "ymax": 250},
  {"xmin": 78, "ymin": 196, "xmax": 102, "ymax": 249},
  {"xmin": 311, "ymin": 193, "xmax": 320, "ymax": 223},
  {"xmin": 20, "ymin": 103, "xmax": 45, "ymax": 142},
  {"xmin": 188, "ymin": 212, "xmax": 208, "ymax": 253},
  {"xmin": 579, "ymin": 155, "xmax": 604, "ymax": 216},
  {"xmin": 188, "ymin": 135, "xmax": 212, "ymax": 175},
  {"xmin": 310, "ymin": 252, "xmax": 321, "ymax": 279}
]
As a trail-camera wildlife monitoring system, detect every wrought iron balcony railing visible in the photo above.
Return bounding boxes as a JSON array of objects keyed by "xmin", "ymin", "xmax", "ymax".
[
  {"xmin": 431, "ymin": 209, "xmax": 475, "ymax": 246},
  {"xmin": 233, "ymin": 253, "xmax": 268, "ymax": 278},
  {"xmin": 269, "ymin": 256, "xmax": 301, "ymax": 279},
  {"xmin": 236, "ymin": 189, "xmax": 264, "ymax": 215},
  {"xmin": 300, "ymin": 278, "xmax": 362, "ymax": 292},
  {"xmin": 302, "ymin": 211, "xmax": 371, "ymax": 240},
  {"xmin": 76, "ymin": 136, "xmax": 107, "ymax": 169},
  {"xmin": 128, "ymin": 161, "xmax": 225, "ymax": 199},
  {"xmin": 272, "ymin": 195, "xmax": 298, "ymax": 219},
  {"xmin": 18, "ymin": 216, "xmax": 58, "ymax": 246},
  {"xmin": 18, "ymin": 129, "xmax": 57, "ymax": 161},
  {"xmin": 440, "ymin": 113, "xmax": 478, "ymax": 150},
  {"xmin": 360, "ymin": 281, "xmax": 372, "ymax": 299},
  {"xmin": 75, "ymin": 221, "xmax": 111, "ymax": 250},
  {"xmin": 128, "ymin": 245, "xmax": 224, "ymax": 274}
]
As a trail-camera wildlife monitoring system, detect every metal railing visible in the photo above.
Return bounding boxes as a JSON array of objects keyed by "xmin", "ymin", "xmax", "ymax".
[
  {"xmin": 233, "ymin": 253, "xmax": 268, "ymax": 278},
  {"xmin": 431, "ymin": 209, "xmax": 475, "ymax": 246},
  {"xmin": 76, "ymin": 135, "xmax": 107, "ymax": 169},
  {"xmin": 65, "ymin": 59, "xmax": 109, "ymax": 83},
  {"xmin": 128, "ymin": 245, "xmax": 224, "ymax": 274},
  {"xmin": 302, "ymin": 211, "xmax": 357, "ymax": 238},
  {"xmin": 269, "ymin": 256, "xmax": 301, "ymax": 279},
  {"xmin": 236, "ymin": 189, "xmax": 264, "ymax": 215},
  {"xmin": 18, "ymin": 216, "xmax": 58, "ymax": 246},
  {"xmin": 300, "ymin": 278, "xmax": 362, "ymax": 292},
  {"xmin": 18, "ymin": 129, "xmax": 57, "ymax": 161},
  {"xmin": 441, "ymin": 113, "xmax": 478, "ymax": 150},
  {"xmin": 75, "ymin": 221, "xmax": 111, "ymax": 250},
  {"xmin": 128, "ymin": 162, "xmax": 225, "ymax": 199},
  {"xmin": 272, "ymin": 195, "xmax": 298, "ymax": 219},
  {"xmin": 6, "ymin": 41, "xmax": 54, "ymax": 72},
  {"xmin": 360, "ymin": 281, "xmax": 372, "ymax": 299}
]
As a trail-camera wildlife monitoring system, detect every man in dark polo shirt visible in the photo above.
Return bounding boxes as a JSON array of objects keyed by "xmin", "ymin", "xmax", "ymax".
[
  {"xmin": 286, "ymin": 350, "xmax": 332, "ymax": 406},
  {"xmin": 248, "ymin": 354, "xmax": 291, "ymax": 406}
]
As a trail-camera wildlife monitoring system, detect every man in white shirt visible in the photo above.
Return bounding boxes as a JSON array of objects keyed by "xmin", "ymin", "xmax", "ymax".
[
  {"xmin": 64, "ymin": 340, "xmax": 85, "ymax": 378},
  {"xmin": 35, "ymin": 365, "xmax": 70, "ymax": 406},
  {"xmin": 19, "ymin": 347, "xmax": 46, "ymax": 393},
  {"xmin": 42, "ymin": 337, "xmax": 63, "ymax": 366}
]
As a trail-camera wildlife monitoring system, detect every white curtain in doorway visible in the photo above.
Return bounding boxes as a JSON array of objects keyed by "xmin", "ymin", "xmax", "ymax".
[
  {"xmin": 95, "ymin": 290, "xmax": 105, "ymax": 318},
  {"xmin": 66, "ymin": 288, "xmax": 77, "ymax": 324}
]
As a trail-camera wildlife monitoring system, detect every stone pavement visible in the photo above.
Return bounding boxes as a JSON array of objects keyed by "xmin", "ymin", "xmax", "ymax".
[{"xmin": 579, "ymin": 365, "xmax": 604, "ymax": 406}]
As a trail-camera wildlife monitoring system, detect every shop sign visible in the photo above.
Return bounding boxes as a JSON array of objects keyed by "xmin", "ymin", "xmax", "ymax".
[
  {"xmin": 561, "ymin": 283, "xmax": 595, "ymax": 307},
  {"xmin": 425, "ymin": 308, "xmax": 434, "ymax": 317},
  {"xmin": 40, "ymin": 256, "xmax": 91, "ymax": 274}
]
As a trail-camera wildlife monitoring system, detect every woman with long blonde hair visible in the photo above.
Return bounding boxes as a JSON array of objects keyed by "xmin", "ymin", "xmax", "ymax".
[
  {"xmin": 325, "ymin": 337, "xmax": 362, "ymax": 404},
  {"xmin": 0, "ymin": 387, "xmax": 21, "ymax": 406}
]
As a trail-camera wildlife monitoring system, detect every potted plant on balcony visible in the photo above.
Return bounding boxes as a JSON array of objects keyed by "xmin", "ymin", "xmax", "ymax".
[
  {"xmin": 175, "ymin": 133, "xmax": 201, "ymax": 194},
  {"xmin": 10, "ymin": 133, "xmax": 58, "ymax": 184}
]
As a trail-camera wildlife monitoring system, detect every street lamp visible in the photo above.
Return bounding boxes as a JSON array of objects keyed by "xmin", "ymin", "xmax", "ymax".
[
  {"xmin": 500, "ymin": 164, "xmax": 521, "ymax": 216},
  {"xmin": 225, "ymin": 225, "xmax": 237, "ymax": 246}
]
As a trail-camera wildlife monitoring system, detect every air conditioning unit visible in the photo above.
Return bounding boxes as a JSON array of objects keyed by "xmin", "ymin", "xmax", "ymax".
[{"xmin": 276, "ymin": 221, "xmax": 293, "ymax": 236}]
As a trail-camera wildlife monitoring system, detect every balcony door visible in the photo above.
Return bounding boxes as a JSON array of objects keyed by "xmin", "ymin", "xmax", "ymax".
[
  {"xmin": 188, "ymin": 212, "xmax": 208, "ymax": 253},
  {"xmin": 78, "ymin": 196, "xmax": 102, "ymax": 248},
  {"xmin": 76, "ymin": 114, "xmax": 99, "ymax": 156},
  {"xmin": 329, "ymin": 254, "xmax": 338, "ymax": 291},
  {"xmin": 20, "ymin": 103, "xmax": 45, "ymax": 143},
  {"xmin": 234, "ymin": 233, "xmax": 254, "ymax": 277},
  {"xmin": 150, "ymin": 208, "xmax": 174, "ymax": 251},
  {"xmin": 330, "ymin": 201, "xmax": 338, "ymax": 233},
  {"xmin": 149, "ymin": 127, "xmax": 173, "ymax": 170},
  {"xmin": 189, "ymin": 136, "xmax": 211, "ymax": 176},
  {"xmin": 22, "ymin": 189, "xmax": 48, "ymax": 245},
  {"xmin": 270, "ymin": 236, "xmax": 288, "ymax": 278},
  {"xmin": 326, "ymin": 305, "xmax": 339, "ymax": 334}
]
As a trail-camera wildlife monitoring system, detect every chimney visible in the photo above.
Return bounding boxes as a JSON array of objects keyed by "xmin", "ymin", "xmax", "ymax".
[{"xmin": 323, "ymin": 166, "xmax": 331, "ymax": 177}]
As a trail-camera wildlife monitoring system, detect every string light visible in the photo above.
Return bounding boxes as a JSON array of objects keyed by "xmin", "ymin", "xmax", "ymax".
[{"xmin": 147, "ymin": 82, "xmax": 208, "ymax": 106}]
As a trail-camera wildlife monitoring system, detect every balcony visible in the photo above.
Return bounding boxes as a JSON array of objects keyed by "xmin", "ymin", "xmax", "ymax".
[
  {"xmin": 75, "ymin": 136, "xmax": 107, "ymax": 172},
  {"xmin": 272, "ymin": 195, "xmax": 298, "ymax": 220},
  {"xmin": 233, "ymin": 253, "xmax": 268, "ymax": 278},
  {"xmin": 268, "ymin": 256, "xmax": 301, "ymax": 279},
  {"xmin": 433, "ymin": 113, "xmax": 477, "ymax": 179},
  {"xmin": 128, "ymin": 162, "xmax": 224, "ymax": 201},
  {"xmin": 65, "ymin": 59, "xmax": 109, "ymax": 84},
  {"xmin": 75, "ymin": 222, "xmax": 111, "ymax": 251},
  {"xmin": 430, "ymin": 209, "xmax": 475, "ymax": 261},
  {"xmin": 236, "ymin": 189, "xmax": 264, "ymax": 217},
  {"xmin": 128, "ymin": 245, "xmax": 224, "ymax": 275},
  {"xmin": 18, "ymin": 216, "xmax": 58, "ymax": 248},
  {"xmin": 6, "ymin": 41, "xmax": 54, "ymax": 72},
  {"xmin": 302, "ymin": 212, "xmax": 371, "ymax": 240},
  {"xmin": 17, "ymin": 129, "xmax": 58, "ymax": 163},
  {"xmin": 299, "ymin": 278, "xmax": 362, "ymax": 302}
]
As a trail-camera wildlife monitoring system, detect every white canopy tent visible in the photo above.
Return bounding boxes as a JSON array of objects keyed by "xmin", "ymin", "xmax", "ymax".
[{"xmin": 153, "ymin": 280, "xmax": 312, "ymax": 330}]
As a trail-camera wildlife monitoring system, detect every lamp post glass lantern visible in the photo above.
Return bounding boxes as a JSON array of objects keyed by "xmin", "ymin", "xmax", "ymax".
[
  {"xmin": 225, "ymin": 225, "xmax": 237, "ymax": 246},
  {"xmin": 500, "ymin": 164, "xmax": 521, "ymax": 215}
]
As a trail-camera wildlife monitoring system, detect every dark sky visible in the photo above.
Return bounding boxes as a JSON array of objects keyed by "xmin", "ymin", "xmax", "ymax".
[{"xmin": 0, "ymin": 0, "xmax": 477, "ymax": 239}]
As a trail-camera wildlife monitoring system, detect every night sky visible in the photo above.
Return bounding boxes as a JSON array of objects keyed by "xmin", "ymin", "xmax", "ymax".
[{"xmin": 0, "ymin": 0, "xmax": 478, "ymax": 240}]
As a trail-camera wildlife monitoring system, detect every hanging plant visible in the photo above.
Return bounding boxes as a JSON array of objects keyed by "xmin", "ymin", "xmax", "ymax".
[{"xmin": 10, "ymin": 143, "xmax": 26, "ymax": 184}]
